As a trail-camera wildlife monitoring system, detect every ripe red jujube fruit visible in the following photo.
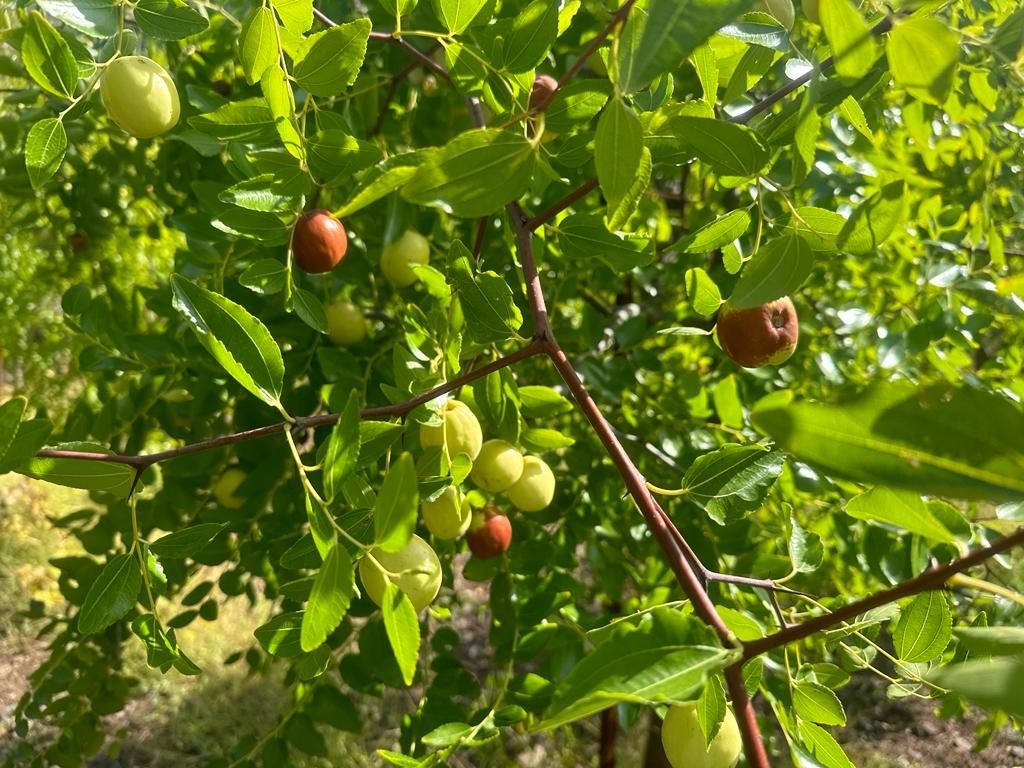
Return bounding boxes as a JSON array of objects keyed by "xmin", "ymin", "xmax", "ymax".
[
  {"xmin": 716, "ymin": 296, "xmax": 799, "ymax": 368},
  {"xmin": 466, "ymin": 505, "xmax": 512, "ymax": 559},
  {"xmin": 292, "ymin": 210, "xmax": 348, "ymax": 274}
]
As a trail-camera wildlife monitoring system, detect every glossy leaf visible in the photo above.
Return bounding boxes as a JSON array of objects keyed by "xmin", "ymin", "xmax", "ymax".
[
  {"xmin": 240, "ymin": 7, "xmax": 278, "ymax": 84},
  {"xmin": 595, "ymin": 97, "xmax": 643, "ymax": 216},
  {"xmin": 170, "ymin": 275, "xmax": 285, "ymax": 408},
  {"xmin": 255, "ymin": 611, "xmax": 305, "ymax": 657},
  {"xmin": 558, "ymin": 214, "xmax": 655, "ymax": 273},
  {"xmin": 402, "ymin": 129, "xmax": 536, "ymax": 217},
  {"xmin": 685, "ymin": 268, "xmax": 722, "ymax": 317},
  {"xmin": 150, "ymin": 524, "xmax": 226, "ymax": 558},
  {"xmin": 432, "ymin": 0, "xmax": 488, "ymax": 34},
  {"xmin": 752, "ymin": 382, "xmax": 1024, "ymax": 501},
  {"xmin": 381, "ymin": 582, "xmax": 419, "ymax": 686},
  {"xmin": 133, "ymin": 0, "xmax": 209, "ymax": 40},
  {"xmin": 36, "ymin": 0, "xmax": 118, "ymax": 37},
  {"xmin": 325, "ymin": 391, "xmax": 361, "ymax": 503},
  {"xmin": 893, "ymin": 592, "xmax": 951, "ymax": 663},
  {"xmin": 673, "ymin": 209, "xmax": 751, "ymax": 254},
  {"xmin": 446, "ymin": 240, "xmax": 523, "ymax": 343},
  {"xmin": 25, "ymin": 118, "xmax": 68, "ymax": 189},
  {"xmin": 300, "ymin": 544, "xmax": 354, "ymax": 651},
  {"xmin": 845, "ymin": 486, "xmax": 957, "ymax": 544},
  {"xmin": 682, "ymin": 444, "xmax": 785, "ymax": 524},
  {"xmin": 293, "ymin": 20, "xmax": 371, "ymax": 97},
  {"xmin": 671, "ymin": 117, "xmax": 770, "ymax": 177},
  {"xmin": 21, "ymin": 442, "xmax": 135, "ymax": 495},
  {"xmin": 793, "ymin": 682, "xmax": 846, "ymax": 726},
  {"xmin": 504, "ymin": 0, "xmax": 558, "ymax": 73},
  {"xmin": 373, "ymin": 452, "xmax": 418, "ymax": 553},
  {"xmin": 729, "ymin": 234, "xmax": 814, "ymax": 309},
  {"xmin": 22, "ymin": 11, "xmax": 78, "ymax": 98},
  {"xmin": 78, "ymin": 553, "xmax": 141, "ymax": 634}
]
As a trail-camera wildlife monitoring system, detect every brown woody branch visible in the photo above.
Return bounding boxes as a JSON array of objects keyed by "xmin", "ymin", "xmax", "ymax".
[
  {"xmin": 525, "ymin": 178, "xmax": 600, "ymax": 231},
  {"xmin": 741, "ymin": 527, "xmax": 1024, "ymax": 661},
  {"xmin": 731, "ymin": 15, "xmax": 894, "ymax": 125}
]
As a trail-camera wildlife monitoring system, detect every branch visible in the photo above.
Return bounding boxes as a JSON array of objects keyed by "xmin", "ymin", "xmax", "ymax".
[
  {"xmin": 741, "ymin": 527, "xmax": 1024, "ymax": 661},
  {"xmin": 34, "ymin": 343, "xmax": 544, "ymax": 469},
  {"xmin": 369, "ymin": 44, "xmax": 443, "ymax": 138},
  {"xmin": 730, "ymin": 15, "xmax": 894, "ymax": 125},
  {"xmin": 525, "ymin": 178, "xmax": 599, "ymax": 231}
]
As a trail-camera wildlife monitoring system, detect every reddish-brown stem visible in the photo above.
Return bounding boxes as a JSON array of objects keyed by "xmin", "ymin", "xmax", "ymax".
[
  {"xmin": 34, "ymin": 343, "xmax": 544, "ymax": 469},
  {"xmin": 742, "ymin": 527, "xmax": 1024, "ymax": 661},
  {"xmin": 509, "ymin": 202, "xmax": 552, "ymax": 337},
  {"xmin": 525, "ymin": 178, "xmax": 600, "ymax": 231},
  {"xmin": 725, "ymin": 665, "xmax": 772, "ymax": 767},
  {"xmin": 599, "ymin": 706, "xmax": 619, "ymax": 768},
  {"xmin": 472, "ymin": 216, "xmax": 489, "ymax": 260},
  {"xmin": 730, "ymin": 16, "xmax": 893, "ymax": 125}
]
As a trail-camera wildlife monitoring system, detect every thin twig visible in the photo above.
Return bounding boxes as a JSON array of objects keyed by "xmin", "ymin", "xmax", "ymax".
[{"xmin": 526, "ymin": 178, "xmax": 600, "ymax": 231}]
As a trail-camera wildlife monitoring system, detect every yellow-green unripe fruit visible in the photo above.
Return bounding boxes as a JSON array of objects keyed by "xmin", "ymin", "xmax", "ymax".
[
  {"xmin": 101, "ymin": 56, "xmax": 180, "ymax": 138},
  {"xmin": 661, "ymin": 704, "xmax": 742, "ymax": 768},
  {"xmin": 381, "ymin": 230, "xmax": 430, "ymax": 287},
  {"xmin": 471, "ymin": 439, "xmax": 525, "ymax": 493},
  {"xmin": 422, "ymin": 486, "xmax": 472, "ymax": 540},
  {"xmin": 756, "ymin": 0, "xmax": 795, "ymax": 29},
  {"xmin": 357, "ymin": 535, "xmax": 442, "ymax": 612},
  {"xmin": 420, "ymin": 400, "xmax": 483, "ymax": 461},
  {"xmin": 212, "ymin": 468, "xmax": 246, "ymax": 509},
  {"xmin": 326, "ymin": 300, "xmax": 367, "ymax": 345},
  {"xmin": 505, "ymin": 455, "xmax": 555, "ymax": 512}
]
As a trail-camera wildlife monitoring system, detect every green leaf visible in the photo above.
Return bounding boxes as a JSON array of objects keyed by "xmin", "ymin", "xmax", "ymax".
[
  {"xmin": 558, "ymin": 213, "xmax": 654, "ymax": 273},
  {"xmin": 928, "ymin": 657, "xmax": 1024, "ymax": 716},
  {"xmin": 952, "ymin": 627, "xmax": 1024, "ymax": 657},
  {"xmin": 521, "ymin": 427, "xmax": 575, "ymax": 452},
  {"xmin": 682, "ymin": 444, "xmax": 785, "ymax": 524},
  {"xmin": 432, "ymin": 0, "xmax": 487, "ymax": 34},
  {"xmin": 189, "ymin": 98, "xmax": 278, "ymax": 141},
  {"xmin": 170, "ymin": 274, "xmax": 285, "ymax": 408},
  {"xmin": 793, "ymin": 682, "xmax": 846, "ymax": 726},
  {"xmin": 695, "ymin": 675, "xmax": 726, "ymax": 745},
  {"xmin": 133, "ymin": 0, "xmax": 208, "ymax": 40},
  {"xmin": 78, "ymin": 553, "xmax": 142, "ymax": 634},
  {"xmin": 308, "ymin": 129, "xmax": 381, "ymax": 186},
  {"xmin": 751, "ymin": 382, "xmax": 1024, "ymax": 501},
  {"xmin": 300, "ymin": 544, "xmax": 354, "ymax": 651},
  {"xmin": 728, "ymin": 234, "xmax": 813, "ymax": 309},
  {"xmin": 22, "ymin": 11, "xmax": 79, "ymax": 98},
  {"xmin": 21, "ymin": 443, "xmax": 135, "ymax": 495},
  {"xmin": 402, "ymin": 129, "xmax": 536, "ymax": 218},
  {"xmin": 308, "ymin": 686, "xmax": 361, "ymax": 731},
  {"xmin": 886, "ymin": 18, "xmax": 959, "ymax": 105},
  {"xmin": 25, "ymin": 117, "xmax": 68, "ymax": 189},
  {"xmin": 293, "ymin": 19, "xmax": 371, "ymax": 97},
  {"xmin": 381, "ymin": 582, "xmax": 419, "ymax": 686},
  {"xmin": 285, "ymin": 713, "xmax": 328, "ymax": 756},
  {"xmin": 36, "ymin": 0, "xmax": 119, "ymax": 38},
  {"xmin": 671, "ymin": 117, "xmax": 769, "ymax": 177},
  {"xmin": 789, "ymin": 516, "xmax": 823, "ymax": 573},
  {"xmin": 240, "ymin": 7, "xmax": 279, "ymax": 84},
  {"xmin": 535, "ymin": 610, "xmax": 735, "ymax": 731},
  {"xmin": 783, "ymin": 207, "xmax": 846, "ymax": 252},
  {"xmin": 0, "ymin": 398, "xmax": 28, "ymax": 472},
  {"xmin": 374, "ymin": 452, "xmax": 418, "ymax": 553},
  {"xmin": 595, "ymin": 97, "xmax": 643, "ymax": 216},
  {"xmin": 337, "ymin": 152, "xmax": 425, "ymax": 217},
  {"xmin": 617, "ymin": 0, "xmax": 755, "ymax": 93},
  {"xmin": 446, "ymin": 240, "xmax": 524, "ymax": 344},
  {"xmin": 544, "ymin": 80, "xmax": 611, "ymax": 134},
  {"xmin": 421, "ymin": 722, "xmax": 474, "ymax": 747},
  {"xmin": 255, "ymin": 611, "xmax": 305, "ymax": 657},
  {"xmin": 893, "ymin": 592, "xmax": 951, "ymax": 663},
  {"xmin": 836, "ymin": 181, "xmax": 905, "ymax": 255},
  {"xmin": 673, "ymin": 209, "xmax": 751, "ymax": 253},
  {"xmin": 325, "ymin": 391, "xmax": 361, "ymax": 503},
  {"xmin": 150, "ymin": 523, "xmax": 225, "ymax": 558},
  {"xmin": 271, "ymin": 0, "xmax": 313, "ymax": 34},
  {"xmin": 504, "ymin": 0, "xmax": 558, "ymax": 73},
  {"xmin": 685, "ymin": 267, "xmax": 722, "ymax": 317},
  {"xmin": 820, "ymin": 0, "xmax": 878, "ymax": 82},
  {"xmin": 290, "ymin": 287, "xmax": 327, "ymax": 333},
  {"xmin": 845, "ymin": 486, "xmax": 957, "ymax": 544},
  {"xmin": 519, "ymin": 386, "xmax": 573, "ymax": 418},
  {"xmin": 0, "ymin": 417, "xmax": 53, "ymax": 474},
  {"xmin": 240, "ymin": 259, "xmax": 287, "ymax": 296},
  {"xmin": 799, "ymin": 721, "xmax": 855, "ymax": 768},
  {"xmin": 357, "ymin": 421, "xmax": 406, "ymax": 470}
]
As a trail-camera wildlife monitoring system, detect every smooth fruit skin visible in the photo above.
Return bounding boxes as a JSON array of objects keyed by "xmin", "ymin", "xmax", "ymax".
[
  {"xmin": 325, "ymin": 300, "xmax": 366, "ymax": 345},
  {"xmin": 716, "ymin": 297, "xmax": 798, "ymax": 368},
  {"xmin": 420, "ymin": 400, "xmax": 483, "ymax": 461},
  {"xmin": 505, "ymin": 455, "xmax": 555, "ymax": 512},
  {"xmin": 471, "ymin": 439, "xmax": 525, "ymax": 493},
  {"xmin": 530, "ymin": 74, "xmax": 558, "ymax": 112},
  {"xmin": 100, "ymin": 56, "xmax": 180, "ymax": 138},
  {"xmin": 358, "ymin": 534, "xmax": 442, "ymax": 612},
  {"xmin": 422, "ymin": 486, "xmax": 472, "ymax": 540},
  {"xmin": 292, "ymin": 210, "xmax": 348, "ymax": 274},
  {"xmin": 661, "ymin": 704, "xmax": 742, "ymax": 768},
  {"xmin": 755, "ymin": 0, "xmax": 795, "ymax": 29},
  {"xmin": 466, "ymin": 505, "xmax": 512, "ymax": 559},
  {"xmin": 802, "ymin": 0, "xmax": 820, "ymax": 23},
  {"xmin": 212, "ymin": 468, "xmax": 246, "ymax": 509},
  {"xmin": 381, "ymin": 230, "xmax": 430, "ymax": 287}
]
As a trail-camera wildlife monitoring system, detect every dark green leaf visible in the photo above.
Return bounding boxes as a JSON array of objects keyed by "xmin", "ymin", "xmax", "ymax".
[
  {"xmin": 134, "ymin": 0, "xmax": 209, "ymax": 40},
  {"xmin": 293, "ymin": 20, "xmax": 371, "ymax": 97},
  {"xmin": 150, "ymin": 524, "xmax": 225, "ymax": 559},
  {"xmin": 682, "ymin": 444, "xmax": 785, "ymax": 524},
  {"xmin": 78, "ymin": 553, "xmax": 141, "ymax": 634},
  {"xmin": 255, "ymin": 611, "xmax": 305, "ymax": 657},
  {"xmin": 558, "ymin": 213, "xmax": 654, "ymax": 273},
  {"xmin": 893, "ymin": 592, "xmax": 951, "ymax": 663},
  {"xmin": 595, "ymin": 97, "xmax": 643, "ymax": 215},
  {"xmin": 447, "ymin": 240, "xmax": 524, "ymax": 344},
  {"xmin": 381, "ymin": 582, "xmax": 419, "ymax": 686}
]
